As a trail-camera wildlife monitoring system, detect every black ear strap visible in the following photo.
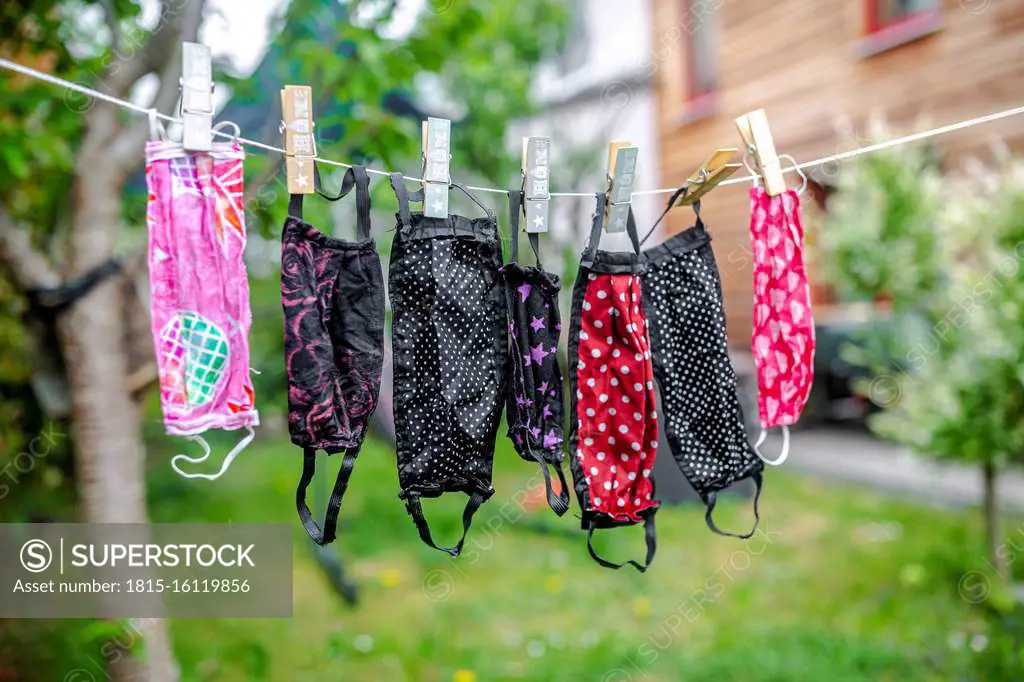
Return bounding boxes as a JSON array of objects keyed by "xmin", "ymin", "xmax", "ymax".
[
  {"xmin": 639, "ymin": 186, "xmax": 702, "ymax": 247},
  {"xmin": 532, "ymin": 452, "xmax": 570, "ymax": 516},
  {"xmin": 451, "ymin": 182, "xmax": 494, "ymax": 219},
  {"xmin": 586, "ymin": 512, "xmax": 657, "ymax": 573},
  {"xmin": 388, "ymin": 173, "xmax": 493, "ymax": 222},
  {"xmin": 288, "ymin": 164, "xmax": 370, "ymax": 224},
  {"xmin": 390, "ymin": 172, "xmax": 414, "ymax": 229},
  {"xmin": 351, "ymin": 165, "xmax": 372, "ymax": 240},
  {"xmin": 704, "ymin": 471, "xmax": 763, "ymax": 539},
  {"xmin": 580, "ymin": 193, "xmax": 607, "ymax": 269},
  {"xmin": 507, "ymin": 189, "xmax": 542, "ymax": 267},
  {"xmin": 581, "ymin": 193, "xmax": 641, "ymax": 268},
  {"xmin": 405, "ymin": 491, "xmax": 485, "ymax": 557},
  {"xmin": 295, "ymin": 447, "xmax": 360, "ymax": 546}
]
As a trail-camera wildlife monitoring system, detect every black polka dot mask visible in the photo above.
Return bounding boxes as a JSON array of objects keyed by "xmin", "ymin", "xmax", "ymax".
[
  {"xmin": 639, "ymin": 195, "xmax": 764, "ymax": 539},
  {"xmin": 388, "ymin": 174, "xmax": 507, "ymax": 557},
  {"xmin": 501, "ymin": 190, "xmax": 569, "ymax": 516},
  {"xmin": 566, "ymin": 195, "xmax": 659, "ymax": 573},
  {"xmin": 281, "ymin": 166, "xmax": 386, "ymax": 547}
]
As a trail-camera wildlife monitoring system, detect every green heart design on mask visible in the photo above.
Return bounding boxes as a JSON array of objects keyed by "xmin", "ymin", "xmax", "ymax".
[{"xmin": 161, "ymin": 312, "xmax": 230, "ymax": 408}]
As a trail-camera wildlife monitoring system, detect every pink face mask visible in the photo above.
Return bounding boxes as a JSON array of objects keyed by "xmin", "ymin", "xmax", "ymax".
[
  {"xmin": 145, "ymin": 119, "xmax": 258, "ymax": 479},
  {"xmin": 748, "ymin": 187, "xmax": 815, "ymax": 465}
]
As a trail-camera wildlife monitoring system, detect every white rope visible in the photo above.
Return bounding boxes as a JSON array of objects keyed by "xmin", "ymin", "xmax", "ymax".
[{"xmin": 3, "ymin": 56, "xmax": 1023, "ymax": 197}]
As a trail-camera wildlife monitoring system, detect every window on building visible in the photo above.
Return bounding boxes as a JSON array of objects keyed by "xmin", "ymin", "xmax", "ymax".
[
  {"xmin": 865, "ymin": 0, "xmax": 940, "ymax": 34},
  {"xmin": 682, "ymin": 0, "xmax": 717, "ymax": 103}
]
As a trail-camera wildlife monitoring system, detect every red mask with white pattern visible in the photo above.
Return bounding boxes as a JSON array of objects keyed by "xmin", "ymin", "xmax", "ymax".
[
  {"xmin": 567, "ymin": 195, "xmax": 659, "ymax": 572},
  {"xmin": 748, "ymin": 187, "xmax": 815, "ymax": 464}
]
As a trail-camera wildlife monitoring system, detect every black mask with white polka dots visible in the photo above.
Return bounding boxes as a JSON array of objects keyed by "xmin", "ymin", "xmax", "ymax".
[
  {"xmin": 388, "ymin": 174, "xmax": 507, "ymax": 557},
  {"xmin": 639, "ymin": 194, "xmax": 764, "ymax": 539}
]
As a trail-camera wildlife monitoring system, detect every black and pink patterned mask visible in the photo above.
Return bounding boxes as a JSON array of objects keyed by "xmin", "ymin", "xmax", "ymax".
[{"xmin": 281, "ymin": 165, "xmax": 385, "ymax": 546}]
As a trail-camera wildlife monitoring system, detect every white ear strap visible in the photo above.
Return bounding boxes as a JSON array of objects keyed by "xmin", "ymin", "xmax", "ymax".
[
  {"xmin": 170, "ymin": 427, "xmax": 256, "ymax": 481},
  {"xmin": 753, "ymin": 424, "xmax": 790, "ymax": 466}
]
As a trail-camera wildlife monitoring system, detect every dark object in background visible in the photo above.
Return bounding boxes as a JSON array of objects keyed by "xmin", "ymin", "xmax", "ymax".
[{"xmin": 23, "ymin": 260, "xmax": 122, "ymax": 419}]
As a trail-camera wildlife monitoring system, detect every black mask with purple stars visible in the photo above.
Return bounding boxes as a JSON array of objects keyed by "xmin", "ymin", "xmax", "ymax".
[{"xmin": 502, "ymin": 190, "xmax": 569, "ymax": 516}]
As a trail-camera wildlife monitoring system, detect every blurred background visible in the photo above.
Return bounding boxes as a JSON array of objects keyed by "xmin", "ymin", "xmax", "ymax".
[{"xmin": 2, "ymin": 0, "xmax": 1024, "ymax": 680}]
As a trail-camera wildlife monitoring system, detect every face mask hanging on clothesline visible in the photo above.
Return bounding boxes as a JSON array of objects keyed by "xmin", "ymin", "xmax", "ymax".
[
  {"xmin": 279, "ymin": 86, "xmax": 387, "ymax": 547},
  {"xmin": 737, "ymin": 111, "xmax": 816, "ymax": 466},
  {"xmin": 145, "ymin": 79, "xmax": 259, "ymax": 481},
  {"xmin": 387, "ymin": 118, "xmax": 509, "ymax": 558},
  {"xmin": 502, "ymin": 166, "xmax": 571, "ymax": 517},
  {"xmin": 637, "ymin": 189, "xmax": 765, "ymax": 539}
]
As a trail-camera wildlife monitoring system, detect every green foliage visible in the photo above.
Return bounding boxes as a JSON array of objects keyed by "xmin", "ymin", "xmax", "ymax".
[
  {"xmin": 973, "ymin": 602, "xmax": 1024, "ymax": 680},
  {"xmin": 820, "ymin": 136, "xmax": 1024, "ymax": 466},
  {"xmin": 234, "ymin": 0, "xmax": 568, "ymax": 237},
  {"xmin": 820, "ymin": 140, "xmax": 945, "ymax": 310}
]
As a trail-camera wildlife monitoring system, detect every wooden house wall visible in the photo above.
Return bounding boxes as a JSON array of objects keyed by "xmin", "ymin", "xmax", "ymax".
[{"xmin": 651, "ymin": 0, "xmax": 1024, "ymax": 345}]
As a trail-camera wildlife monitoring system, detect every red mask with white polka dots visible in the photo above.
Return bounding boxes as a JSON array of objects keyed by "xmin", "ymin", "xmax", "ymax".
[{"xmin": 567, "ymin": 195, "xmax": 659, "ymax": 572}]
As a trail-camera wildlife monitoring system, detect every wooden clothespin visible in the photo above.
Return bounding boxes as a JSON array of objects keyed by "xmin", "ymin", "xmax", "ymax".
[
  {"xmin": 521, "ymin": 137, "xmax": 551, "ymax": 234},
  {"xmin": 735, "ymin": 109, "xmax": 786, "ymax": 195},
  {"xmin": 673, "ymin": 149, "xmax": 741, "ymax": 206},
  {"xmin": 605, "ymin": 141, "xmax": 638, "ymax": 233},
  {"xmin": 421, "ymin": 117, "xmax": 451, "ymax": 219},
  {"xmin": 280, "ymin": 85, "xmax": 316, "ymax": 194},
  {"xmin": 180, "ymin": 42, "xmax": 214, "ymax": 152}
]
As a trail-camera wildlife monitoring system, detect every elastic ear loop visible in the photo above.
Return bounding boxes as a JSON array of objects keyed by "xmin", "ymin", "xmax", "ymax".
[
  {"xmin": 404, "ymin": 491, "xmax": 486, "ymax": 558},
  {"xmin": 704, "ymin": 471, "xmax": 763, "ymax": 539},
  {"xmin": 585, "ymin": 513, "xmax": 657, "ymax": 573},
  {"xmin": 532, "ymin": 453, "xmax": 570, "ymax": 517},
  {"xmin": 753, "ymin": 424, "xmax": 790, "ymax": 466},
  {"xmin": 212, "ymin": 120, "xmax": 241, "ymax": 146},
  {"xmin": 451, "ymin": 182, "xmax": 494, "ymax": 219},
  {"xmin": 638, "ymin": 184, "xmax": 689, "ymax": 247},
  {"xmin": 170, "ymin": 426, "xmax": 256, "ymax": 480}
]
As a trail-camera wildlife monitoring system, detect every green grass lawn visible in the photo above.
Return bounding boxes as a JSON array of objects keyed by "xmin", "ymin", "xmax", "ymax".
[{"xmin": 127, "ymin": 429, "xmax": 1010, "ymax": 682}]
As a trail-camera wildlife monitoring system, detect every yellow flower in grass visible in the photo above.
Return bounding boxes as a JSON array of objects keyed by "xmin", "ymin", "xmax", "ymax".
[
  {"xmin": 453, "ymin": 669, "xmax": 477, "ymax": 682},
  {"xmin": 632, "ymin": 597, "xmax": 652, "ymax": 618},
  {"xmin": 544, "ymin": 575, "xmax": 563, "ymax": 593},
  {"xmin": 380, "ymin": 568, "xmax": 402, "ymax": 588}
]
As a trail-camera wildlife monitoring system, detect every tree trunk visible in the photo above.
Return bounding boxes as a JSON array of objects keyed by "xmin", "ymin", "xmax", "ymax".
[
  {"xmin": 58, "ymin": 160, "xmax": 178, "ymax": 682},
  {"xmin": 982, "ymin": 456, "xmax": 1008, "ymax": 581}
]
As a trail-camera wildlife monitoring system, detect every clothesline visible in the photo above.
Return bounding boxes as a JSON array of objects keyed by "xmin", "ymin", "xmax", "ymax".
[{"xmin": 3, "ymin": 56, "xmax": 1024, "ymax": 198}]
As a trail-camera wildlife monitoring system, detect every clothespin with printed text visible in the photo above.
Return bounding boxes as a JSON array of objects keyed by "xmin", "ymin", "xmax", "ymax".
[
  {"xmin": 521, "ymin": 137, "xmax": 551, "ymax": 233},
  {"xmin": 735, "ymin": 109, "xmax": 786, "ymax": 195},
  {"xmin": 422, "ymin": 117, "xmax": 451, "ymax": 219},
  {"xmin": 673, "ymin": 149, "xmax": 741, "ymax": 206},
  {"xmin": 605, "ymin": 141, "xmax": 638, "ymax": 233},
  {"xmin": 180, "ymin": 42, "xmax": 214, "ymax": 152},
  {"xmin": 281, "ymin": 85, "xmax": 316, "ymax": 194}
]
